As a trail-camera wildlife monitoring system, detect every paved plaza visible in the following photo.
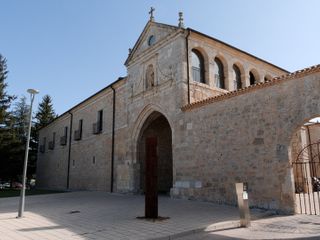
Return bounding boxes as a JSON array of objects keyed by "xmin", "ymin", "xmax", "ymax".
[{"xmin": 0, "ymin": 191, "xmax": 320, "ymax": 240}]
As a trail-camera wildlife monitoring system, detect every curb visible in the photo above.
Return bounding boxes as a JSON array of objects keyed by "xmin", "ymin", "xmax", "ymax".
[
  {"xmin": 151, "ymin": 221, "xmax": 241, "ymax": 240},
  {"xmin": 150, "ymin": 209, "xmax": 277, "ymax": 240}
]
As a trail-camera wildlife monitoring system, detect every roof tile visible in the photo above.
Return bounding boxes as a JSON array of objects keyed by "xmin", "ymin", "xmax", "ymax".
[{"xmin": 182, "ymin": 64, "xmax": 320, "ymax": 111}]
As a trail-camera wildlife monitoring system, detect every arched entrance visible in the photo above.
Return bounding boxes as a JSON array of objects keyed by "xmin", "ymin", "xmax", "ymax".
[
  {"xmin": 290, "ymin": 116, "xmax": 320, "ymax": 214},
  {"xmin": 137, "ymin": 111, "xmax": 173, "ymax": 194}
]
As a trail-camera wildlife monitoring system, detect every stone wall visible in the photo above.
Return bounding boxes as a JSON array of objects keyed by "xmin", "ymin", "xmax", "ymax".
[
  {"xmin": 172, "ymin": 69, "xmax": 320, "ymax": 213},
  {"xmin": 37, "ymin": 81, "xmax": 126, "ymax": 191},
  {"xmin": 308, "ymin": 124, "xmax": 320, "ymax": 143},
  {"xmin": 186, "ymin": 32, "xmax": 287, "ymax": 104},
  {"xmin": 37, "ymin": 114, "xmax": 70, "ymax": 190}
]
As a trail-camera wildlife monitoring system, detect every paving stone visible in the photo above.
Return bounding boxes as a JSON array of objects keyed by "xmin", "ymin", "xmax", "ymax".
[{"xmin": 0, "ymin": 191, "xmax": 319, "ymax": 240}]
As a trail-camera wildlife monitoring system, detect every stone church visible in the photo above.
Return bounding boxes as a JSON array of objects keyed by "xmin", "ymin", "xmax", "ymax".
[{"xmin": 37, "ymin": 12, "xmax": 320, "ymax": 214}]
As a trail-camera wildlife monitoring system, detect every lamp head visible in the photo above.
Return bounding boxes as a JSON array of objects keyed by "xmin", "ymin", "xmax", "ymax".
[{"xmin": 27, "ymin": 89, "xmax": 39, "ymax": 95}]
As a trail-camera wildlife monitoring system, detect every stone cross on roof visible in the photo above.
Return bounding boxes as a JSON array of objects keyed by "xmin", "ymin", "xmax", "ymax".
[{"xmin": 149, "ymin": 7, "xmax": 155, "ymax": 22}]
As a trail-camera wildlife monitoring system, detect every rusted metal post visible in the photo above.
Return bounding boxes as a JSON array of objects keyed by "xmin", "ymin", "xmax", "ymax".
[
  {"xmin": 145, "ymin": 137, "xmax": 158, "ymax": 218},
  {"xmin": 235, "ymin": 182, "xmax": 251, "ymax": 227}
]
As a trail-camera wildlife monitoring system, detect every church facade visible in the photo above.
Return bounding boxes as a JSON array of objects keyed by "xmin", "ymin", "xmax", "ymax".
[{"xmin": 37, "ymin": 14, "xmax": 320, "ymax": 214}]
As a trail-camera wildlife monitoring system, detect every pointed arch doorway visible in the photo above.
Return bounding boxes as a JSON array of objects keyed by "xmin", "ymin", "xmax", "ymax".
[{"xmin": 137, "ymin": 111, "xmax": 173, "ymax": 218}]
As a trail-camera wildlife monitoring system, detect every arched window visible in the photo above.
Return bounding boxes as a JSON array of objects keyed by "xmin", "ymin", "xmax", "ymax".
[
  {"xmin": 214, "ymin": 57, "xmax": 225, "ymax": 89},
  {"xmin": 264, "ymin": 75, "xmax": 272, "ymax": 82},
  {"xmin": 233, "ymin": 64, "xmax": 242, "ymax": 90},
  {"xmin": 191, "ymin": 49, "xmax": 205, "ymax": 83},
  {"xmin": 249, "ymin": 71, "xmax": 256, "ymax": 85},
  {"xmin": 146, "ymin": 64, "xmax": 155, "ymax": 89},
  {"xmin": 148, "ymin": 35, "xmax": 156, "ymax": 46}
]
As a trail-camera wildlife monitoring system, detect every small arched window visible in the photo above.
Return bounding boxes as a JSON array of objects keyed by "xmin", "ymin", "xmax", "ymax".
[
  {"xmin": 249, "ymin": 71, "xmax": 256, "ymax": 85},
  {"xmin": 233, "ymin": 64, "xmax": 242, "ymax": 90},
  {"xmin": 146, "ymin": 64, "xmax": 155, "ymax": 89},
  {"xmin": 191, "ymin": 49, "xmax": 205, "ymax": 83},
  {"xmin": 148, "ymin": 35, "xmax": 156, "ymax": 46},
  {"xmin": 214, "ymin": 57, "xmax": 225, "ymax": 89},
  {"xmin": 264, "ymin": 75, "xmax": 272, "ymax": 82}
]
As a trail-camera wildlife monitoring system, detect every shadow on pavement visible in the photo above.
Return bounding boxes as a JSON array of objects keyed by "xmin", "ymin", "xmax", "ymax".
[
  {"xmin": 178, "ymin": 229, "xmax": 320, "ymax": 240},
  {"xmin": 19, "ymin": 225, "xmax": 65, "ymax": 232}
]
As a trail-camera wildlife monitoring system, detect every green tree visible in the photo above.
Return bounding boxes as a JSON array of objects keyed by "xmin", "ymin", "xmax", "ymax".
[
  {"xmin": 0, "ymin": 96, "xmax": 34, "ymax": 180},
  {"xmin": 33, "ymin": 95, "xmax": 57, "ymax": 175},
  {"xmin": 24, "ymin": 95, "xmax": 57, "ymax": 176},
  {"xmin": 12, "ymin": 96, "xmax": 29, "ymax": 141},
  {"xmin": 0, "ymin": 54, "xmax": 15, "ymax": 125},
  {"xmin": 35, "ymin": 95, "xmax": 57, "ymax": 129},
  {"xmin": 0, "ymin": 54, "xmax": 17, "ymax": 181}
]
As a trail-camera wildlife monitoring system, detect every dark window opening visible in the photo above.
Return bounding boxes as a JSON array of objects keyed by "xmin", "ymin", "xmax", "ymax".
[
  {"xmin": 60, "ymin": 126, "xmax": 68, "ymax": 146},
  {"xmin": 214, "ymin": 57, "xmax": 225, "ymax": 89},
  {"xmin": 233, "ymin": 65, "xmax": 242, "ymax": 90},
  {"xmin": 191, "ymin": 49, "xmax": 205, "ymax": 83},
  {"xmin": 64, "ymin": 126, "xmax": 68, "ymax": 137},
  {"xmin": 264, "ymin": 75, "xmax": 271, "ymax": 82},
  {"xmin": 74, "ymin": 119, "xmax": 83, "ymax": 141},
  {"xmin": 93, "ymin": 110, "xmax": 103, "ymax": 134},
  {"xmin": 249, "ymin": 72, "xmax": 256, "ymax": 85},
  {"xmin": 48, "ymin": 132, "xmax": 55, "ymax": 150},
  {"xmin": 98, "ymin": 110, "xmax": 103, "ymax": 131},
  {"xmin": 40, "ymin": 137, "xmax": 46, "ymax": 153}
]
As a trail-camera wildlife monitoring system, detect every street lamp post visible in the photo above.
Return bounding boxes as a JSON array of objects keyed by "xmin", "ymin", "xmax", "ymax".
[{"xmin": 18, "ymin": 88, "xmax": 39, "ymax": 218}]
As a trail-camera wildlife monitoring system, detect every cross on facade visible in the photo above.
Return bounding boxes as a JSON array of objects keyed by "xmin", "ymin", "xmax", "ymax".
[{"xmin": 149, "ymin": 7, "xmax": 155, "ymax": 21}]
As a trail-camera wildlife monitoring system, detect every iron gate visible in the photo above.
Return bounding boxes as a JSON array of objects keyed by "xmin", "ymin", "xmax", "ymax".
[{"xmin": 293, "ymin": 141, "xmax": 320, "ymax": 214}]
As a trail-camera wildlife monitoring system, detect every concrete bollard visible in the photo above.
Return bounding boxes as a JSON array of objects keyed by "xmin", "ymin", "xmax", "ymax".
[{"xmin": 235, "ymin": 182, "xmax": 251, "ymax": 227}]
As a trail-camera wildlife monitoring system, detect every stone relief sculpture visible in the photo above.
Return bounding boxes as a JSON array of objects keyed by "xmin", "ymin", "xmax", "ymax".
[{"xmin": 146, "ymin": 64, "xmax": 155, "ymax": 89}]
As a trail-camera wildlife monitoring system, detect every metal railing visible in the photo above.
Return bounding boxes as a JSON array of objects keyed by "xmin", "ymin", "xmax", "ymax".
[
  {"xmin": 74, "ymin": 130, "xmax": 81, "ymax": 141},
  {"xmin": 293, "ymin": 141, "xmax": 320, "ymax": 214},
  {"xmin": 92, "ymin": 122, "xmax": 102, "ymax": 134},
  {"xmin": 60, "ymin": 136, "xmax": 67, "ymax": 146}
]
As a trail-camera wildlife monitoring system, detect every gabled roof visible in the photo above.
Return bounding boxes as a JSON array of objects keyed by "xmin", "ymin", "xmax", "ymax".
[
  {"xmin": 124, "ymin": 20, "xmax": 179, "ymax": 66},
  {"xmin": 187, "ymin": 28, "xmax": 289, "ymax": 73},
  {"xmin": 124, "ymin": 20, "xmax": 288, "ymax": 73},
  {"xmin": 39, "ymin": 77, "xmax": 126, "ymax": 131}
]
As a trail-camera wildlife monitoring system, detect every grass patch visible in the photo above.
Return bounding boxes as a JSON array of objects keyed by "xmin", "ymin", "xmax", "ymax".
[{"xmin": 0, "ymin": 189, "xmax": 65, "ymax": 198}]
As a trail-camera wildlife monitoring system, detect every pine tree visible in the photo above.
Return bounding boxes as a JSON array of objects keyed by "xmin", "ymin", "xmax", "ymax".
[
  {"xmin": 12, "ymin": 96, "xmax": 31, "ymax": 173},
  {"xmin": 0, "ymin": 54, "xmax": 17, "ymax": 181},
  {"xmin": 35, "ymin": 95, "xmax": 57, "ymax": 129},
  {"xmin": 31, "ymin": 95, "xmax": 57, "ymax": 175},
  {"xmin": 0, "ymin": 54, "xmax": 15, "ymax": 125},
  {"xmin": 0, "ymin": 96, "xmax": 32, "ymax": 181},
  {"xmin": 12, "ymin": 96, "xmax": 29, "ymax": 142}
]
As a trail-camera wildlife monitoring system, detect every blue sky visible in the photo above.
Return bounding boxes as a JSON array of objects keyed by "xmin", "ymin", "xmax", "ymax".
[{"xmin": 1, "ymin": 0, "xmax": 319, "ymax": 115}]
